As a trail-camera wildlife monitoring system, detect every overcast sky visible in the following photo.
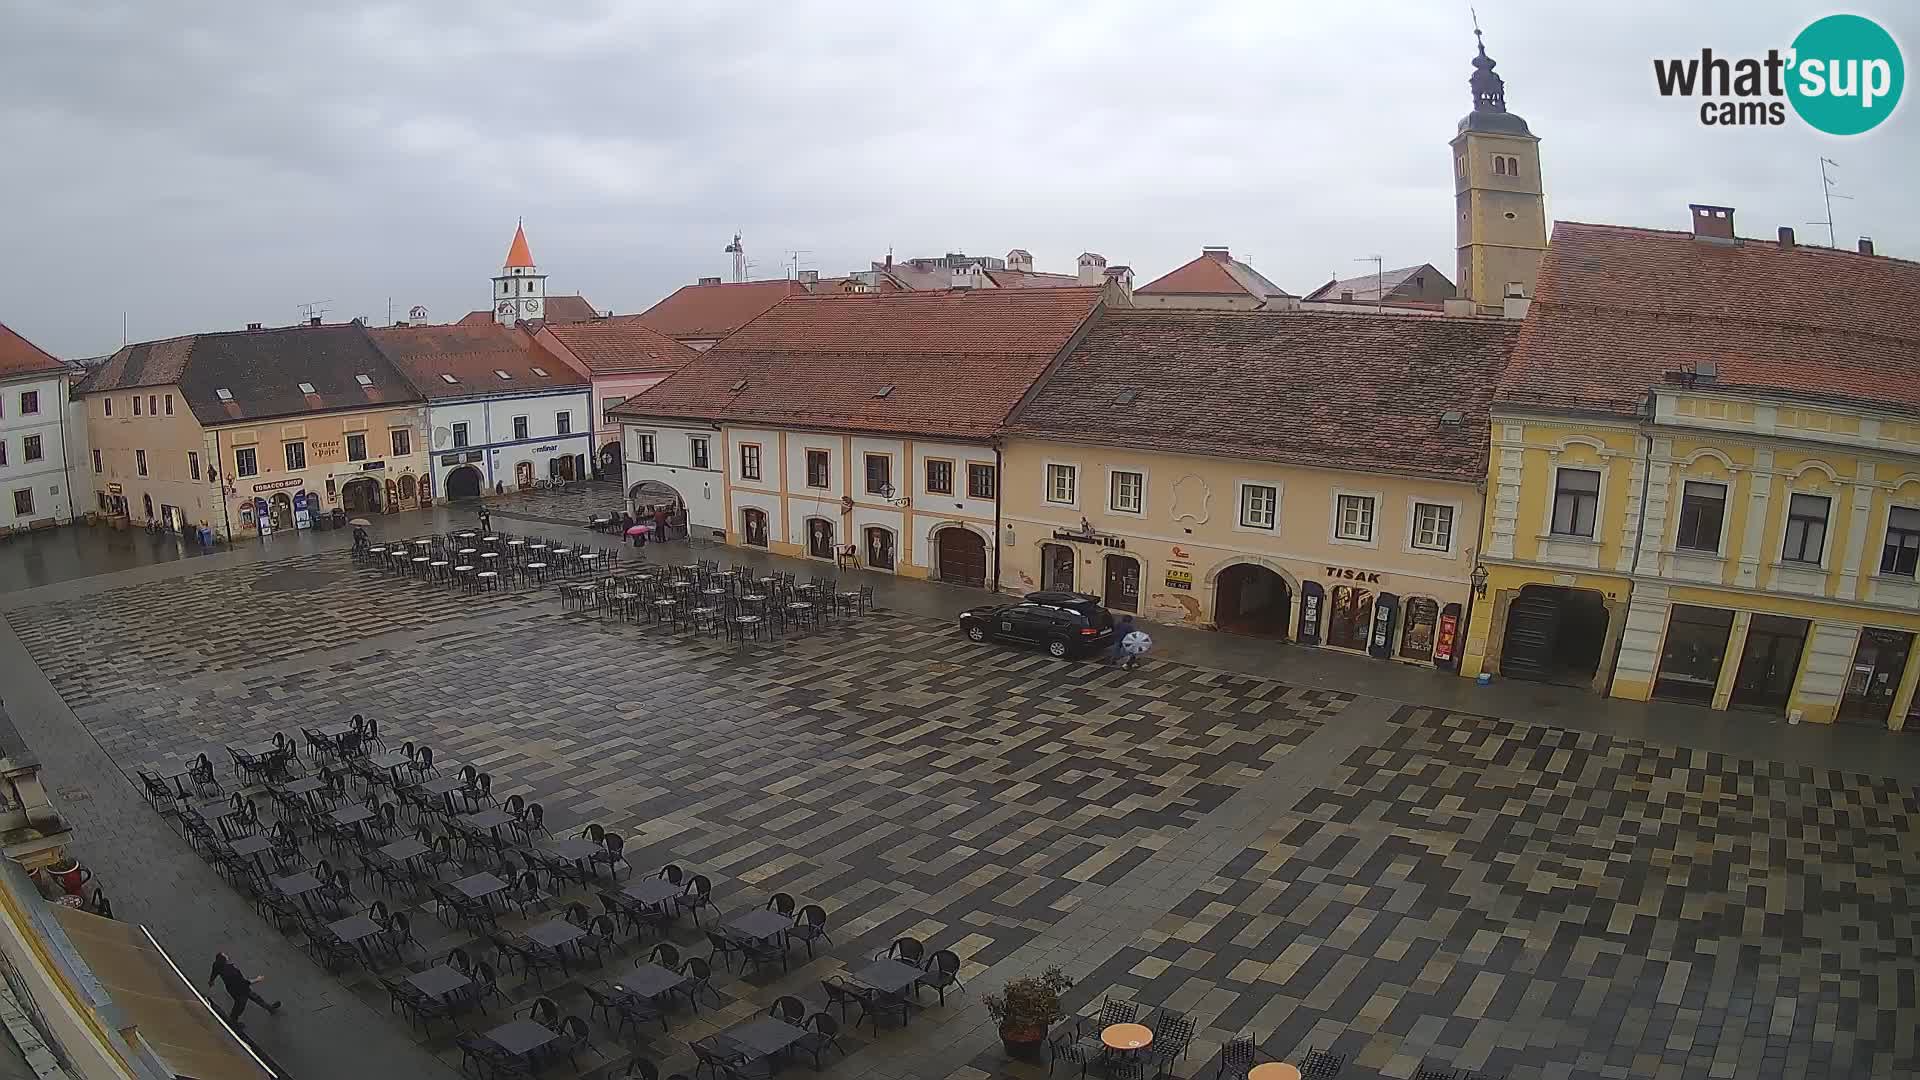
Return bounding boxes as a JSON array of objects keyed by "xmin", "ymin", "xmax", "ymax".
[{"xmin": 2, "ymin": 1, "xmax": 1913, "ymax": 358}]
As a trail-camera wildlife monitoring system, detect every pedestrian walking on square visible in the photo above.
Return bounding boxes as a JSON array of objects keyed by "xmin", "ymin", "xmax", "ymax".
[
  {"xmin": 654, "ymin": 504, "xmax": 671, "ymax": 541},
  {"xmin": 477, "ymin": 505, "xmax": 492, "ymax": 535},
  {"xmin": 208, "ymin": 951, "xmax": 279, "ymax": 1028},
  {"xmin": 1108, "ymin": 614, "xmax": 1134, "ymax": 666}
]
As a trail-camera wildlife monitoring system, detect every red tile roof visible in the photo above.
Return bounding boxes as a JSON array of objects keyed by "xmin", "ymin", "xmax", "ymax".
[
  {"xmin": 1137, "ymin": 249, "xmax": 1293, "ymax": 300},
  {"xmin": 85, "ymin": 335, "xmax": 197, "ymax": 394},
  {"xmin": 369, "ymin": 323, "xmax": 586, "ymax": 400},
  {"xmin": 1499, "ymin": 222, "xmax": 1920, "ymax": 418},
  {"xmin": 0, "ymin": 321, "xmax": 66, "ymax": 379},
  {"xmin": 503, "ymin": 223, "xmax": 535, "ymax": 269},
  {"xmin": 636, "ymin": 280, "xmax": 802, "ymax": 341},
  {"xmin": 1009, "ymin": 309, "xmax": 1519, "ymax": 483},
  {"xmin": 538, "ymin": 316, "xmax": 704, "ymax": 376},
  {"xmin": 615, "ymin": 287, "xmax": 1106, "ymax": 440}
]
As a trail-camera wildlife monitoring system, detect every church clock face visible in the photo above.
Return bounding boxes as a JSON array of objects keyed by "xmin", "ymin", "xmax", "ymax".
[
  {"xmin": 520, "ymin": 298, "xmax": 541, "ymax": 313},
  {"xmin": 496, "ymin": 300, "xmax": 515, "ymax": 315}
]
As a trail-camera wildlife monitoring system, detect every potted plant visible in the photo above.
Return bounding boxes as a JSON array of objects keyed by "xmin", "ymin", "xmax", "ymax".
[{"xmin": 985, "ymin": 966, "xmax": 1073, "ymax": 1062}]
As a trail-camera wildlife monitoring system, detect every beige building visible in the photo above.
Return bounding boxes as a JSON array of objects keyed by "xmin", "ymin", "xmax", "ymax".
[
  {"xmin": 83, "ymin": 323, "xmax": 429, "ymax": 539},
  {"xmin": 1131, "ymin": 247, "xmax": 1295, "ymax": 311},
  {"xmin": 1451, "ymin": 32, "xmax": 1548, "ymax": 313},
  {"xmin": 1003, "ymin": 308, "xmax": 1516, "ymax": 667}
]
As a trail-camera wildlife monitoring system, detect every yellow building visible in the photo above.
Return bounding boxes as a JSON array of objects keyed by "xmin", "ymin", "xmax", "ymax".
[
  {"xmin": 1464, "ymin": 208, "xmax": 1920, "ymax": 729},
  {"xmin": 1003, "ymin": 309, "xmax": 1517, "ymax": 666},
  {"xmin": 84, "ymin": 323, "xmax": 430, "ymax": 539}
]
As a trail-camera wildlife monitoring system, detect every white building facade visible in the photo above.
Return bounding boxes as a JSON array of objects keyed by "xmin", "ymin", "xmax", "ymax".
[
  {"xmin": 620, "ymin": 420, "xmax": 727, "ymax": 534},
  {"xmin": 0, "ymin": 367, "xmax": 77, "ymax": 533},
  {"xmin": 428, "ymin": 389, "xmax": 592, "ymax": 499}
]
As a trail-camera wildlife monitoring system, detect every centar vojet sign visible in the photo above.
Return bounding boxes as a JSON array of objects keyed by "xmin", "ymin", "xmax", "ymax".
[{"xmin": 1653, "ymin": 13, "xmax": 1904, "ymax": 134}]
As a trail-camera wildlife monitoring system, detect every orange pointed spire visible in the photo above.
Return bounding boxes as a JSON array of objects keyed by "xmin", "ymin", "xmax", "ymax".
[{"xmin": 504, "ymin": 219, "xmax": 535, "ymax": 269}]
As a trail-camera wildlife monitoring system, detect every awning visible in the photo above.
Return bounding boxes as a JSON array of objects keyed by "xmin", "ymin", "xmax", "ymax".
[{"xmin": 49, "ymin": 906, "xmax": 278, "ymax": 1080}]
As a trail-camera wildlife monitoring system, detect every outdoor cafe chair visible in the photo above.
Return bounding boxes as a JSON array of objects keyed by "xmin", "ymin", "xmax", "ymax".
[
  {"xmin": 793, "ymin": 1013, "xmax": 845, "ymax": 1070},
  {"xmin": 591, "ymin": 832, "xmax": 632, "ymax": 881},
  {"xmin": 1099, "ymin": 996, "xmax": 1140, "ymax": 1027},
  {"xmin": 787, "ymin": 904, "xmax": 831, "ymax": 958},
  {"xmin": 704, "ymin": 931, "xmax": 744, "ymax": 973},
  {"xmin": 921, "ymin": 949, "xmax": 965, "ymax": 1005},
  {"xmin": 677, "ymin": 957, "xmax": 720, "ymax": 1011},
  {"xmin": 819, "ymin": 977, "xmax": 867, "ymax": 1022},
  {"xmin": 769, "ymin": 995, "xmax": 807, "ymax": 1025},
  {"xmin": 878, "ymin": 936, "xmax": 925, "ymax": 965},
  {"xmin": 678, "ymin": 874, "xmax": 715, "ymax": 926}
]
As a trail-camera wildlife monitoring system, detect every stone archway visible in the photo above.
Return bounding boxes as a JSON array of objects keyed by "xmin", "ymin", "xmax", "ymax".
[
  {"xmin": 1214, "ymin": 562, "xmax": 1292, "ymax": 638},
  {"xmin": 341, "ymin": 477, "xmax": 382, "ymax": 514},
  {"xmin": 445, "ymin": 465, "xmax": 483, "ymax": 500}
]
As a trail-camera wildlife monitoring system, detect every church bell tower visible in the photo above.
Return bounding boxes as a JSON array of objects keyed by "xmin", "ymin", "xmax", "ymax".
[
  {"xmin": 492, "ymin": 220, "xmax": 547, "ymax": 325},
  {"xmin": 1450, "ymin": 31, "xmax": 1547, "ymax": 314}
]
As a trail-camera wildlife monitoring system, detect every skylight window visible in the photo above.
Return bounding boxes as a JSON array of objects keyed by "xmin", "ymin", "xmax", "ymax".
[
  {"xmin": 530, "ymin": 366, "xmax": 549, "ymax": 377},
  {"xmin": 215, "ymin": 388, "xmax": 234, "ymax": 401},
  {"xmin": 297, "ymin": 382, "xmax": 317, "ymax": 394},
  {"xmin": 355, "ymin": 373, "xmax": 373, "ymax": 387},
  {"xmin": 729, "ymin": 379, "xmax": 748, "ymax": 393},
  {"xmin": 873, "ymin": 384, "xmax": 895, "ymax": 399},
  {"xmin": 439, "ymin": 373, "xmax": 459, "ymax": 385},
  {"xmin": 494, "ymin": 370, "xmax": 512, "ymax": 380}
]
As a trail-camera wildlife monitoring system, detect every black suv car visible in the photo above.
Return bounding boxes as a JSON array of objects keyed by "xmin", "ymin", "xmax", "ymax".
[{"xmin": 957, "ymin": 593, "xmax": 1117, "ymax": 658}]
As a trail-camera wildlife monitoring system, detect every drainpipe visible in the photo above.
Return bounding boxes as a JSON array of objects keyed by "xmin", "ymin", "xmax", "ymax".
[
  {"xmin": 55, "ymin": 374, "xmax": 73, "ymax": 523},
  {"xmin": 1603, "ymin": 397, "xmax": 1658, "ymax": 694},
  {"xmin": 991, "ymin": 442, "xmax": 1004, "ymax": 595}
]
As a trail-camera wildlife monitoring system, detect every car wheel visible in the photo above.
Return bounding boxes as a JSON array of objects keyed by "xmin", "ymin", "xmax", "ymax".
[
  {"xmin": 966, "ymin": 624, "xmax": 987, "ymax": 642},
  {"xmin": 1046, "ymin": 637, "xmax": 1070, "ymax": 658}
]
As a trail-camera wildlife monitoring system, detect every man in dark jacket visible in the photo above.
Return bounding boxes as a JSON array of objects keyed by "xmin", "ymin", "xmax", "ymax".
[{"xmin": 208, "ymin": 952, "xmax": 280, "ymax": 1027}]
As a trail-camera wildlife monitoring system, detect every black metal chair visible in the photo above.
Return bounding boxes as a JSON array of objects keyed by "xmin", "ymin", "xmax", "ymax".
[
  {"xmin": 788, "ymin": 904, "xmax": 831, "ymax": 958},
  {"xmin": 793, "ymin": 1013, "xmax": 843, "ymax": 1070},
  {"xmin": 921, "ymin": 948, "xmax": 964, "ymax": 1004}
]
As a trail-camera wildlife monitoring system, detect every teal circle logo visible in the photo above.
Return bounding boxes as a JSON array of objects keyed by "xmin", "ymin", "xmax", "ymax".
[{"xmin": 1788, "ymin": 14, "xmax": 1904, "ymax": 135}]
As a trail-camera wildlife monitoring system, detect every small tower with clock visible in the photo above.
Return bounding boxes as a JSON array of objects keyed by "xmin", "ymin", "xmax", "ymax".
[{"xmin": 492, "ymin": 220, "xmax": 546, "ymax": 325}]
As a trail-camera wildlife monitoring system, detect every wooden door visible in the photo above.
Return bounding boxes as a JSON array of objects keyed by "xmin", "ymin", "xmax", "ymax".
[
  {"xmin": 937, "ymin": 528, "xmax": 987, "ymax": 587},
  {"xmin": 1103, "ymin": 554, "xmax": 1140, "ymax": 612}
]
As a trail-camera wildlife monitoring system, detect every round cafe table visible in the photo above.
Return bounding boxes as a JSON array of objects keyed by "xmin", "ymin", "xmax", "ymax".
[
  {"xmin": 1247, "ymin": 1065, "xmax": 1301, "ymax": 1080},
  {"xmin": 1102, "ymin": 1023, "xmax": 1152, "ymax": 1052}
]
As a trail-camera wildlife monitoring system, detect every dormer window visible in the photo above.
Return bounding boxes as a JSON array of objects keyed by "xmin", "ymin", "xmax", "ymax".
[
  {"xmin": 439, "ymin": 373, "xmax": 459, "ymax": 385},
  {"xmin": 355, "ymin": 373, "xmax": 373, "ymax": 387},
  {"xmin": 297, "ymin": 382, "xmax": 316, "ymax": 394},
  {"xmin": 215, "ymin": 388, "xmax": 234, "ymax": 401}
]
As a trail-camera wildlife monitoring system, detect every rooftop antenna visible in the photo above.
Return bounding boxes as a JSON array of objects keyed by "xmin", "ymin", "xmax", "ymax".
[
  {"xmin": 297, "ymin": 300, "xmax": 332, "ymax": 324},
  {"xmin": 783, "ymin": 250, "xmax": 814, "ymax": 280},
  {"xmin": 1808, "ymin": 157, "xmax": 1851, "ymax": 248},
  {"xmin": 725, "ymin": 231, "xmax": 747, "ymax": 283},
  {"xmin": 1356, "ymin": 255, "xmax": 1384, "ymax": 312}
]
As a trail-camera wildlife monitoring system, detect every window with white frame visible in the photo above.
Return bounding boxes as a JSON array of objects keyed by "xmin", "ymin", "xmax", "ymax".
[
  {"xmin": 1336, "ymin": 494, "xmax": 1375, "ymax": 541},
  {"xmin": 1674, "ymin": 481, "xmax": 1727, "ymax": 553},
  {"xmin": 637, "ymin": 433, "xmax": 656, "ymax": 462},
  {"xmin": 452, "ymin": 422, "xmax": 469, "ymax": 449},
  {"xmin": 690, "ymin": 437, "xmax": 709, "ymax": 470},
  {"xmin": 1882, "ymin": 507, "xmax": 1920, "ymax": 577},
  {"xmin": 740, "ymin": 443, "xmax": 762, "ymax": 480},
  {"xmin": 1782, "ymin": 493, "xmax": 1830, "ymax": 565},
  {"xmin": 1240, "ymin": 484, "xmax": 1277, "ymax": 529},
  {"xmin": 1046, "ymin": 463, "xmax": 1077, "ymax": 505},
  {"xmin": 1109, "ymin": 470, "xmax": 1143, "ymax": 514},
  {"xmin": 1550, "ymin": 468, "xmax": 1601, "ymax": 537},
  {"xmin": 1411, "ymin": 502, "xmax": 1453, "ymax": 551},
  {"xmin": 805, "ymin": 449, "xmax": 830, "ymax": 488}
]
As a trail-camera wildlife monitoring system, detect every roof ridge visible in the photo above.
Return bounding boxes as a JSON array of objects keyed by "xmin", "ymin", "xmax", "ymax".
[
  {"xmin": 1538, "ymin": 296, "xmax": 1920, "ymax": 348},
  {"xmin": 1558, "ymin": 219, "xmax": 1920, "ymax": 272}
]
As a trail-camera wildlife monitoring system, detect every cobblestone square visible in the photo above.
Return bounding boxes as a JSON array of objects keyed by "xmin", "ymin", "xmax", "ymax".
[{"xmin": 5, "ymin": 543, "xmax": 1918, "ymax": 1080}]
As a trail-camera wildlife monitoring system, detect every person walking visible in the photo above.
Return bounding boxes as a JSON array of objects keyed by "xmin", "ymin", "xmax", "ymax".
[
  {"xmin": 477, "ymin": 505, "xmax": 492, "ymax": 535},
  {"xmin": 1107, "ymin": 614, "xmax": 1135, "ymax": 666},
  {"xmin": 653, "ymin": 504, "xmax": 671, "ymax": 542},
  {"xmin": 208, "ymin": 952, "xmax": 279, "ymax": 1028}
]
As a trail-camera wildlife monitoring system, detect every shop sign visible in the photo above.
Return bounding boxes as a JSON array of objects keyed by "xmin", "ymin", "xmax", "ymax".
[
  {"xmin": 1298, "ymin": 583, "xmax": 1324, "ymax": 645},
  {"xmin": 1434, "ymin": 613, "xmax": 1460, "ymax": 662},
  {"xmin": 362, "ymin": 461, "xmax": 385, "ymax": 471},
  {"xmin": 1325, "ymin": 566, "xmax": 1383, "ymax": 584},
  {"xmin": 107, "ymin": 482, "xmax": 123, "ymax": 495},
  {"xmin": 310, "ymin": 438, "xmax": 344, "ymax": 462},
  {"xmin": 251, "ymin": 478, "xmax": 302, "ymax": 493},
  {"xmin": 1371, "ymin": 601, "xmax": 1395, "ymax": 650},
  {"xmin": 1052, "ymin": 519, "xmax": 1127, "ymax": 549},
  {"xmin": 441, "ymin": 453, "xmax": 461, "ymax": 466},
  {"xmin": 535, "ymin": 444, "xmax": 558, "ymax": 453},
  {"xmin": 1165, "ymin": 567, "xmax": 1194, "ymax": 591}
]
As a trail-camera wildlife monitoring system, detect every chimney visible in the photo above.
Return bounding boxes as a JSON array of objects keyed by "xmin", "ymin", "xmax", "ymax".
[
  {"xmin": 308, "ymin": 316, "xmax": 322, "ymax": 326},
  {"xmin": 798, "ymin": 269, "xmax": 819, "ymax": 285},
  {"xmin": 1076, "ymin": 252, "xmax": 1107, "ymax": 286},
  {"xmin": 1339, "ymin": 289, "xmax": 1354, "ymax": 302},
  {"xmin": 1778, "ymin": 226, "xmax": 1795, "ymax": 250},
  {"xmin": 1859, "ymin": 237, "xmax": 1875, "ymax": 256},
  {"xmin": 1202, "ymin": 246, "xmax": 1232, "ymax": 261},
  {"xmin": 246, "ymin": 322, "xmax": 263, "ymax": 331},
  {"xmin": 884, "ymin": 253, "xmax": 892, "ymax": 272},
  {"xmin": 1689, "ymin": 203, "xmax": 1737, "ymax": 242},
  {"xmin": 1006, "ymin": 249, "xmax": 1034, "ymax": 273},
  {"xmin": 698, "ymin": 276, "xmax": 721, "ymax": 286}
]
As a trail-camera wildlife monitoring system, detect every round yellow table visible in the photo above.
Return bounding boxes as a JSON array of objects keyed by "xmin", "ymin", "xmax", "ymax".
[
  {"xmin": 1248, "ymin": 1064, "xmax": 1301, "ymax": 1080},
  {"xmin": 1101, "ymin": 1022, "xmax": 1154, "ymax": 1051}
]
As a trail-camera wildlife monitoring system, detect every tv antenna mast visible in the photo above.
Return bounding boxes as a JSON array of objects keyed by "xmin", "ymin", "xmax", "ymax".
[
  {"xmin": 725, "ymin": 232, "xmax": 747, "ymax": 283},
  {"xmin": 1809, "ymin": 157, "xmax": 1851, "ymax": 248},
  {"xmin": 1355, "ymin": 254, "xmax": 1384, "ymax": 312},
  {"xmin": 297, "ymin": 300, "xmax": 332, "ymax": 323},
  {"xmin": 783, "ymin": 250, "xmax": 813, "ymax": 279}
]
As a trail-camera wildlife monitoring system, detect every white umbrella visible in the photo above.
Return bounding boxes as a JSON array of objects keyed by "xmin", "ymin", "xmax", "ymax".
[{"xmin": 1120, "ymin": 631, "xmax": 1154, "ymax": 657}]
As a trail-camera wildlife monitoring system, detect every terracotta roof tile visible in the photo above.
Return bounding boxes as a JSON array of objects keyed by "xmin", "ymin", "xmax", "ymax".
[
  {"xmin": 1499, "ymin": 222, "xmax": 1920, "ymax": 418},
  {"xmin": 0, "ymin": 321, "xmax": 67, "ymax": 379},
  {"xmin": 1009, "ymin": 309, "xmax": 1518, "ymax": 483},
  {"xmin": 615, "ymin": 287, "xmax": 1105, "ymax": 440},
  {"xmin": 503, "ymin": 223, "xmax": 535, "ymax": 269},
  {"xmin": 636, "ymin": 280, "xmax": 803, "ymax": 341},
  {"xmin": 86, "ymin": 336, "xmax": 196, "ymax": 394},
  {"xmin": 369, "ymin": 323, "xmax": 586, "ymax": 400},
  {"xmin": 1138, "ymin": 250, "xmax": 1293, "ymax": 300},
  {"xmin": 539, "ymin": 316, "xmax": 704, "ymax": 376},
  {"xmin": 172, "ymin": 323, "xmax": 424, "ymax": 425}
]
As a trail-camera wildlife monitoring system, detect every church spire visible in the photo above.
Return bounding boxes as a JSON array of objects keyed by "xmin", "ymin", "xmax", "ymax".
[
  {"xmin": 1470, "ymin": 28, "xmax": 1508, "ymax": 113},
  {"xmin": 504, "ymin": 219, "xmax": 535, "ymax": 270}
]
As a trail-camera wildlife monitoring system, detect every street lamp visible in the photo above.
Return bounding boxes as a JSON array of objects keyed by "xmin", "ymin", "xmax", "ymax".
[{"xmin": 1470, "ymin": 563, "xmax": 1489, "ymax": 597}]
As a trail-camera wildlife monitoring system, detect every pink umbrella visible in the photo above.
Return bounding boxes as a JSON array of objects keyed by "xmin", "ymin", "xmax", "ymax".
[{"xmin": 625, "ymin": 525, "xmax": 651, "ymax": 536}]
